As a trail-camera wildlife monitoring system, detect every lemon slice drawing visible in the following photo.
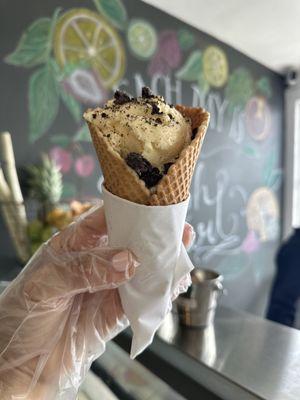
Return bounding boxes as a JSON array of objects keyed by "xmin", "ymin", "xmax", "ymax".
[
  {"xmin": 246, "ymin": 187, "xmax": 279, "ymax": 242},
  {"xmin": 203, "ymin": 45, "xmax": 228, "ymax": 88},
  {"xmin": 127, "ymin": 19, "xmax": 157, "ymax": 60},
  {"xmin": 54, "ymin": 8, "xmax": 125, "ymax": 89}
]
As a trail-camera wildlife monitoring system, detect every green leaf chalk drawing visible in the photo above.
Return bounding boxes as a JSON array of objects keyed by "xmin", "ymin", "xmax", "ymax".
[
  {"xmin": 5, "ymin": 8, "xmax": 60, "ymax": 68},
  {"xmin": 62, "ymin": 181, "xmax": 76, "ymax": 199},
  {"xmin": 263, "ymin": 149, "xmax": 275, "ymax": 185},
  {"xmin": 262, "ymin": 149, "xmax": 282, "ymax": 190},
  {"xmin": 256, "ymin": 77, "xmax": 272, "ymax": 99},
  {"xmin": 29, "ymin": 60, "xmax": 60, "ymax": 142},
  {"xmin": 5, "ymin": 18, "xmax": 52, "ymax": 67},
  {"xmin": 267, "ymin": 170, "xmax": 282, "ymax": 191},
  {"xmin": 50, "ymin": 134, "xmax": 71, "ymax": 148},
  {"xmin": 74, "ymin": 125, "xmax": 92, "ymax": 142},
  {"xmin": 243, "ymin": 145, "xmax": 258, "ymax": 158},
  {"xmin": 198, "ymin": 73, "xmax": 210, "ymax": 95},
  {"xmin": 178, "ymin": 29, "xmax": 195, "ymax": 51},
  {"xmin": 93, "ymin": 0, "xmax": 128, "ymax": 30},
  {"xmin": 225, "ymin": 67, "xmax": 254, "ymax": 113},
  {"xmin": 59, "ymin": 87, "xmax": 82, "ymax": 123},
  {"xmin": 176, "ymin": 50, "xmax": 202, "ymax": 81}
]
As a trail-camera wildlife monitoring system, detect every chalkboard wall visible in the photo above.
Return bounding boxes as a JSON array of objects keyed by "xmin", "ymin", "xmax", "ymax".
[{"xmin": 0, "ymin": 0, "xmax": 284, "ymax": 313}]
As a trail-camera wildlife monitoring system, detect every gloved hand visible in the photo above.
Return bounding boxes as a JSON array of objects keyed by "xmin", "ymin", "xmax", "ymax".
[{"xmin": 0, "ymin": 204, "xmax": 195, "ymax": 400}]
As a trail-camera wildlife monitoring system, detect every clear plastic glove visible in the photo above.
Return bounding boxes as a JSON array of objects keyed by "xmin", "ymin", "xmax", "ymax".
[{"xmin": 0, "ymin": 204, "xmax": 195, "ymax": 400}]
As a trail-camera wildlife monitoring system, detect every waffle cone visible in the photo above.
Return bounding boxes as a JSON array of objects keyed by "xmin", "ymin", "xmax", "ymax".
[{"xmin": 86, "ymin": 105, "xmax": 210, "ymax": 206}]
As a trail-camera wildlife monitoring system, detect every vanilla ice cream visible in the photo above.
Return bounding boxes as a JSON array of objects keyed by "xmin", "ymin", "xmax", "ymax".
[{"xmin": 84, "ymin": 87, "xmax": 192, "ymax": 170}]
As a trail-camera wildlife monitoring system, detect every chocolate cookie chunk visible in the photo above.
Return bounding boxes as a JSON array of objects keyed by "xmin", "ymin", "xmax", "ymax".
[
  {"xmin": 126, "ymin": 153, "xmax": 152, "ymax": 176},
  {"xmin": 191, "ymin": 128, "xmax": 198, "ymax": 140},
  {"xmin": 114, "ymin": 90, "xmax": 131, "ymax": 105},
  {"xmin": 163, "ymin": 162, "xmax": 173, "ymax": 174},
  {"xmin": 142, "ymin": 86, "xmax": 155, "ymax": 99},
  {"xmin": 126, "ymin": 153, "xmax": 162, "ymax": 188},
  {"xmin": 143, "ymin": 167, "xmax": 162, "ymax": 188},
  {"xmin": 151, "ymin": 103, "xmax": 163, "ymax": 115}
]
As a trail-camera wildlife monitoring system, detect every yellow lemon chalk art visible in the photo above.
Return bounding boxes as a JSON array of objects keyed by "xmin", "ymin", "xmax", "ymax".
[
  {"xmin": 246, "ymin": 187, "xmax": 279, "ymax": 242},
  {"xmin": 54, "ymin": 8, "xmax": 125, "ymax": 89},
  {"xmin": 203, "ymin": 45, "xmax": 228, "ymax": 88}
]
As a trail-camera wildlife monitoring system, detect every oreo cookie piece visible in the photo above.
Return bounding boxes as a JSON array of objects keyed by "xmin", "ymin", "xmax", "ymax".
[
  {"xmin": 191, "ymin": 128, "xmax": 198, "ymax": 140},
  {"xmin": 114, "ymin": 90, "xmax": 131, "ymax": 105},
  {"xmin": 126, "ymin": 152, "xmax": 152, "ymax": 176},
  {"xmin": 126, "ymin": 152, "xmax": 162, "ymax": 188},
  {"xmin": 142, "ymin": 86, "xmax": 155, "ymax": 99},
  {"xmin": 163, "ymin": 162, "xmax": 173, "ymax": 174},
  {"xmin": 151, "ymin": 103, "xmax": 163, "ymax": 115},
  {"xmin": 143, "ymin": 167, "xmax": 162, "ymax": 188}
]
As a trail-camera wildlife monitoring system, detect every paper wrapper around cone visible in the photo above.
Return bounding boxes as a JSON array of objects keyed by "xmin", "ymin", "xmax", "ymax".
[
  {"xmin": 85, "ymin": 106, "xmax": 210, "ymax": 357},
  {"xmin": 103, "ymin": 186, "xmax": 194, "ymax": 358}
]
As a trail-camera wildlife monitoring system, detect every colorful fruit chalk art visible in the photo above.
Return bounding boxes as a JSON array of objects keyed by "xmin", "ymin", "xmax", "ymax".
[{"xmin": 4, "ymin": 0, "xmax": 282, "ymax": 279}]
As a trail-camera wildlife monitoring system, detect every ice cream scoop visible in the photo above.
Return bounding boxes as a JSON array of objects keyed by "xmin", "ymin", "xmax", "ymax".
[{"xmin": 84, "ymin": 87, "xmax": 191, "ymax": 172}]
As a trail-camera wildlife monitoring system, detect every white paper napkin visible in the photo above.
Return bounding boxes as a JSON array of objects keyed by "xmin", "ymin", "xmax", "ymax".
[{"xmin": 103, "ymin": 186, "xmax": 194, "ymax": 358}]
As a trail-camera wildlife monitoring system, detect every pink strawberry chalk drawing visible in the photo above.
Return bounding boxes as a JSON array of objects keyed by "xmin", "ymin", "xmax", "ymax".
[
  {"xmin": 63, "ymin": 69, "xmax": 108, "ymax": 105},
  {"xmin": 241, "ymin": 230, "xmax": 260, "ymax": 254},
  {"xmin": 159, "ymin": 31, "xmax": 182, "ymax": 68},
  {"xmin": 50, "ymin": 146, "xmax": 72, "ymax": 174},
  {"xmin": 148, "ymin": 31, "xmax": 182, "ymax": 76},
  {"xmin": 75, "ymin": 155, "xmax": 95, "ymax": 177},
  {"xmin": 148, "ymin": 52, "xmax": 170, "ymax": 76}
]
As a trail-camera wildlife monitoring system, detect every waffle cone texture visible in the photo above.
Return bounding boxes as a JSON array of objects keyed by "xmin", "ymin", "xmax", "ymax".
[{"xmin": 86, "ymin": 105, "xmax": 210, "ymax": 206}]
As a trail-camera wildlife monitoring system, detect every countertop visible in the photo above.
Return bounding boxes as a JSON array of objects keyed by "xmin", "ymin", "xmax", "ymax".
[
  {"xmin": 116, "ymin": 306, "xmax": 300, "ymax": 400},
  {"xmin": 1, "ymin": 273, "xmax": 299, "ymax": 400},
  {"xmin": 145, "ymin": 306, "xmax": 300, "ymax": 400}
]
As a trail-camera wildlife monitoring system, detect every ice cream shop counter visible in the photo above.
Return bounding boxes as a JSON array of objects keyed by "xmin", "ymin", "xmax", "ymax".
[
  {"xmin": 1, "ymin": 272, "xmax": 300, "ymax": 399},
  {"xmin": 112, "ymin": 306, "xmax": 300, "ymax": 400}
]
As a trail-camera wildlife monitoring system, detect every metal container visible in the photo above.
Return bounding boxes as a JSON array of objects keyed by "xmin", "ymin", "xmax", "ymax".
[{"xmin": 176, "ymin": 269, "xmax": 224, "ymax": 327}]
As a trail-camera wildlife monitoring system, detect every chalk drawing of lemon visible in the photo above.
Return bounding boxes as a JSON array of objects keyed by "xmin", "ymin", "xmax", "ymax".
[
  {"xmin": 127, "ymin": 19, "xmax": 157, "ymax": 60},
  {"xmin": 246, "ymin": 187, "xmax": 279, "ymax": 242},
  {"xmin": 203, "ymin": 46, "xmax": 228, "ymax": 87},
  {"xmin": 54, "ymin": 9, "xmax": 125, "ymax": 89}
]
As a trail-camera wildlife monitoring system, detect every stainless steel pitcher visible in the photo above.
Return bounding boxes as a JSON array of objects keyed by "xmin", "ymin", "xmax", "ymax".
[{"xmin": 176, "ymin": 269, "xmax": 224, "ymax": 327}]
